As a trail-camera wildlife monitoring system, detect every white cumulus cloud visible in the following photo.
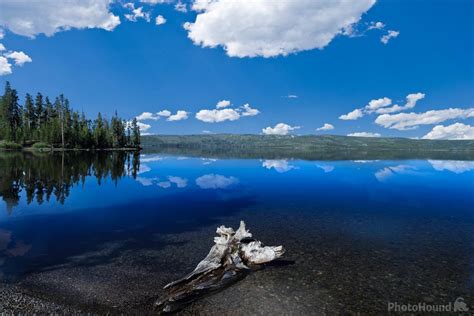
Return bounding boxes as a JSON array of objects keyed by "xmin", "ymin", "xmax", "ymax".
[
  {"xmin": 141, "ymin": 0, "xmax": 171, "ymax": 4},
  {"xmin": 375, "ymin": 108, "xmax": 474, "ymax": 130},
  {"xmin": 175, "ymin": 1, "xmax": 188, "ymax": 13},
  {"xmin": 241, "ymin": 103, "xmax": 260, "ymax": 117},
  {"xmin": 342, "ymin": 93, "xmax": 425, "ymax": 120},
  {"xmin": 381, "ymin": 30, "xmax": 399, "ymax": 44},
  {"xmin": 137, "ymin": 122, "xmax": 152, "ymax": 132},
  {"xmin": 365, "ymin": 97, "xmax": 392, "ymax": 113},
  {"xmin": 155, "ymin": 15, "xmax": 167, "ymax": 25},
  {"xmin": 216, "ymin": 100, "xmax": 231, "ymax": 108},
  {"xmin": 124, "ymin": 3, "xmax": 151, "ymax": 22},
  {"xmin": 262, "ymin": 123, "xmax": 300, "ymax": 135},
  {"xmin": 347, "ymin": 132, "xmax": 381, "ymax": 137},
  {"xmin": 137, "ymin": 110, "xmax": 188, "ymax": 121},
  {"xmin": 374, "ymin": 93, "xmax": 425, "ymax": 114},
  {"xmin": 368, "ymin": 21, "xmax": 385, "ymax": 30},
  {"xmin": 0, "ymin": 46, "xmax": 32, "ymax": 76},
  {"xmin": 196, "ymin": 100, "xmax": 259, "ymax": 122},
  {"xmin": 0, "ymin": 56, "xmax": 12, "ymax": 75},
  {"xmin": 157, "ymin": 110, "xmax": 171, "ymax": 117},
  {"xmin": 136, "ymin": 111, "xmax": 159, "ymax": 121},
  {"xmin": 195, "ymin": 108, "xmax": 240, "ymax": 123},
  {"xmin": 405, "ymin": 93, "xmax": 425, "ymax": 108},
  {"xmin": 422, "ymin": 123, "xmax": 474, "ymax": 140},
  {"xmin": 339, "ymin": 108, "xmax": 363, "ymax": 120},
  {"xmin": 0, "ymin": 0, "xmax": 120, "ymax": 38},
  {"xmin": 317, "ymin": 123, "xmax": 334, "ymax": 131},
  {"xmin": 185, "ymin": 0, "xmax": 376, "ymax": 58},
  {"xmin": 167, "ymin": 110, "xmax": 189, "ymax": 121}
]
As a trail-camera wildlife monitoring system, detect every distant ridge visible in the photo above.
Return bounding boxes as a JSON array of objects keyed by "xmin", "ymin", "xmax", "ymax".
[{"xmin": 141, "ymin": 134, "xmax": 474, "ymax": 160}]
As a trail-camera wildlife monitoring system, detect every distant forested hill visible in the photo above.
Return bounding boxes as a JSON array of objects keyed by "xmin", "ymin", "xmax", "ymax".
[{"xmin": 141, "ymin": 134, "xmax": 474, "ymax": 160}]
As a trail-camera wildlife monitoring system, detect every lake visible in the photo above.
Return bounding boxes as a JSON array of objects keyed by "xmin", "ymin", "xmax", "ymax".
[{"xmin": 0, "ymin": 151, "xmax": 473, "ymax": 314}]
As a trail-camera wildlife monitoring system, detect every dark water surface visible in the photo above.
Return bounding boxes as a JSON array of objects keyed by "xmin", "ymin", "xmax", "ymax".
[{"xmin": 0, "ymin": 151, "xmax": 473, "ymax": 314}]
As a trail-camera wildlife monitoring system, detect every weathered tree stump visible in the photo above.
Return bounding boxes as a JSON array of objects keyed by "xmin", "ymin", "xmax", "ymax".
[{"xmin": 155, "ymin": 221, "xmax": 285, "ymax": 313}]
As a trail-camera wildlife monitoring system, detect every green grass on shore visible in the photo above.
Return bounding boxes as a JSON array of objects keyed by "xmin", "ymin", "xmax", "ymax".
[
  {"xmin": 0, "ymin": 140, "xmax": 23, "ymax": 150},
  {"xmin": 0, "ymin": 140, "xmax": 139, "ymax": 152}
]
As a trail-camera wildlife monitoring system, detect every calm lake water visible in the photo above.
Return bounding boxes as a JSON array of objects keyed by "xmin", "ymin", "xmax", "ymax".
[{"xmin": 1, "ymin": 151, "xmax": 473, "ymax": 313}]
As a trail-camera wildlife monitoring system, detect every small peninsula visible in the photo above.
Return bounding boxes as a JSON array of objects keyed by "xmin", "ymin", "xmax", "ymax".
[{"xmin": 0, "ymin": 82, "xmax": 141, "ymax": 151}]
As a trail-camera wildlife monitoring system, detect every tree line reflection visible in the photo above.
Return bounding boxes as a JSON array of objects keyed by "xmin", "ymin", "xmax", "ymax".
[{"xmin": 0, "ymin": 151, "xmax": 141, "ymax": 213}]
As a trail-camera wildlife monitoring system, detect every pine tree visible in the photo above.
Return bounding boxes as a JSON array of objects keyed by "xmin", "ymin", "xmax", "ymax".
[
  {"xmin": 93, "ymin": 112, "xmax": 108, "ymax": 148},
  {"xmin": 126, "ymin": 123, "xmax": 132, "ymax": 146},
  {"xmin": 35, "ymin": 93, "xmax": 44, "ymax": 126},
  {"xmin": 43, "ymin": 96, "xmax": 54, "ymax": 143},
  {"xmin": 80, "ymin": 113, "xmax": 92, "ymax": 148},
  {"xmin": 111, "ymin": 111, "xmax": 127, "ymax": 147},
  {"xmin": 57, "ymin": 94, "xmax": 66, "ymax": 148},
  {"xmin": 0, "ymin": 82, "xmax": 22, "ymax": 141},
  {"xmin": 0, "ymin": 82, "xmax": 136, "ymax": 150},
  {"xmin": 63, "ymin": 98, "xmax": 72, "ymax": 146},
  {"xmin": 35, "ymin": 92, "xmax": 45, "ymax": 139},
  {"xmin": 0, "ymin": 82, "xmax": 9, "ymax": 139},
  {"xmin": 71, "ymin": 111, "xmax": 80, "ymax": 148},
  {"xmin": 131, "ymin": 118, "xmax": 140, "ymax": 148},
  {"xmin": 23, "ymin": 93, "xmax": 36, "ymax": 140},
  {"xmin": 51, "ymin": 97, "xmax": 62, "ymax": 145}
]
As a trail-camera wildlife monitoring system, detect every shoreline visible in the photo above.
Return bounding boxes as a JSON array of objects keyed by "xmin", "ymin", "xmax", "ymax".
[{"xmin": 0, "ymin": 147, "xmax": 141, "ymax": 152}]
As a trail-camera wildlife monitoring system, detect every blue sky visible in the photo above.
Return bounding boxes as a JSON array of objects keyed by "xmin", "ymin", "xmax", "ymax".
[{"xmin": 0, "ymin": 0, "xmax": 472, "ymax": 139}]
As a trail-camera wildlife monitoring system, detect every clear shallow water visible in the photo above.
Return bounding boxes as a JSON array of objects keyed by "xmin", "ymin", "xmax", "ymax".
[{"xmin": 1, "ymin": 152, "xmax": 473, "ymax": 313}]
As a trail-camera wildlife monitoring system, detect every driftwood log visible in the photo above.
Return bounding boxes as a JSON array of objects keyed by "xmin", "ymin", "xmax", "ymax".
[{"xmin": 155, "ymin": 221, "xmax": 285, "ymax": 313}]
